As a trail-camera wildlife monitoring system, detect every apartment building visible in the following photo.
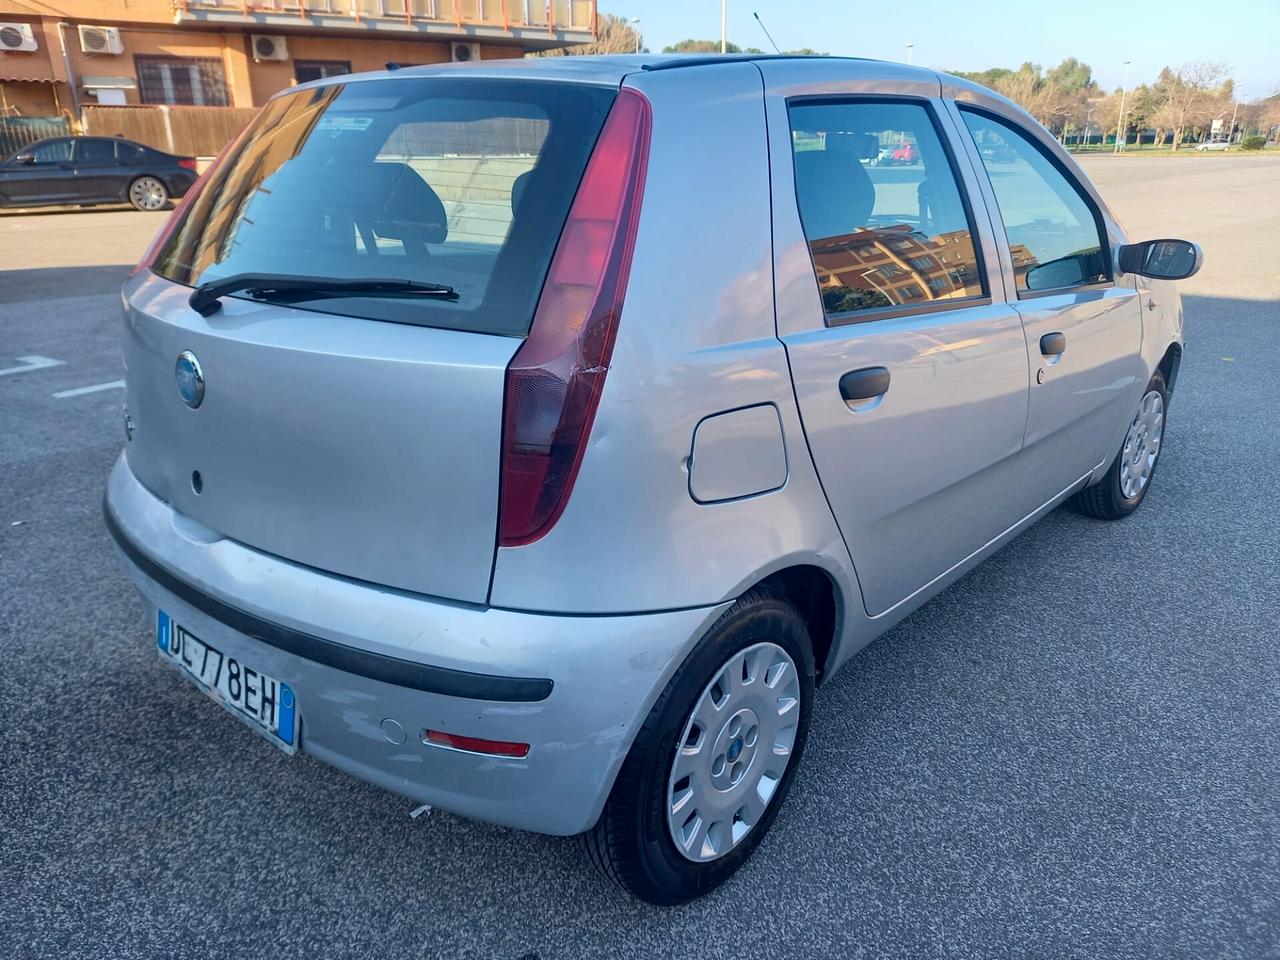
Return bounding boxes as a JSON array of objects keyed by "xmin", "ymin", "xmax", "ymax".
[{"xmin": 0, "ymin": 0, "xmax": 596, "ymax": 117}]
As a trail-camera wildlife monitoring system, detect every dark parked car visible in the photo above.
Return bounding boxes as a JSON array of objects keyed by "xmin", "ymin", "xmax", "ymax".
[{"xmin": 0, "ymin": 136, "xmax": 198, "ymax": 211}]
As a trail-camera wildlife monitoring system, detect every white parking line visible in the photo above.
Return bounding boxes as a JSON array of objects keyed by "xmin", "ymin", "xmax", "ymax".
[
  {"xmin": 52, "ymin": 380, "xmax": 126, "ymax": 399},
  {"xmin": 0, "ymin": 355, "xmax": 64, "ymax": 378}
]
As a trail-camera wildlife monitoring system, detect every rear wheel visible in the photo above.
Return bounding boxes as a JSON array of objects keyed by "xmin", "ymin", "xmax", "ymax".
[
  {"xmin": 579, "ymin": 590, "xmax": 814, "ymax": 904},
  {"xmin": 129, "ymin": 176, "xmax": 168, "ymax": 211},
  {"xmin": 1071, "ymin": 371, "xmax": 1168, "ymax": 520}
]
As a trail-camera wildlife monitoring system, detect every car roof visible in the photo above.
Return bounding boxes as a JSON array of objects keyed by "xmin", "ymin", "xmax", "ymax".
[{"xmin": 285, "ymin": 53, "xmax": 942, "ymax": 95}]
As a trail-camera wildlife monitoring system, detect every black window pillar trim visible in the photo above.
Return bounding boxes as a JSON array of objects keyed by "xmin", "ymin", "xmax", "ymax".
[{"xmin": 103, "ymin": 497, "xmax": 554, "ymax": 703}]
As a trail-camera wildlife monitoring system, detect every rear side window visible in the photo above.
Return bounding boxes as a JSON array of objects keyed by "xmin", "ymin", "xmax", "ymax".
[
  {"xmin": 115, "ymin": 141, "xmax": 145, "ymax": 163},
  {"xmin": 152, "ymin": 78, "xmax": 616, "ymax": 336},
  {"xmin": 788, "ymin": 99, "xmax": 986, "ymax": 322},
  {"xmin": 959, "ymin": 109, "xmax": 1109, "ymax": 294},
  {"xmin": 75, "ymin": 139, "xmax": 116, "ymax": 164}
]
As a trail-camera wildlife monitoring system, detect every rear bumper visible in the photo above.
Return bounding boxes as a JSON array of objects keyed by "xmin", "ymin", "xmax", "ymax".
[{"xmin": 105, "ymin": 452, "xmax": 726, "ymax": 835}]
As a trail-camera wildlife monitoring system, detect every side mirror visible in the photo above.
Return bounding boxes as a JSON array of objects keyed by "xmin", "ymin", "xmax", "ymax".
[{"xmin": 1119, "ymin": 239, "xmax": 1203, "ymax": 280}]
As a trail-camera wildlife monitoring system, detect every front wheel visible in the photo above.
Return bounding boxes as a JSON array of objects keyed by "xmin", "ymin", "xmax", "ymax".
[
  {"xmin": 1071, "ymin": 371, "xmax": 1168, "ymax": 520},
  {"xmin": 579, "ymin": 590, "xmax": 814, "ymax": 904},
  {"xmin": 128, "ymin": 176, "xmax": 169, "ymax": 211}
]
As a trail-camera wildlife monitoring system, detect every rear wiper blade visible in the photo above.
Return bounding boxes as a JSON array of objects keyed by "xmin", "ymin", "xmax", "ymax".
[{"xmin": 189, "ymin": 273, "xmax": 458, "ymax": 317}]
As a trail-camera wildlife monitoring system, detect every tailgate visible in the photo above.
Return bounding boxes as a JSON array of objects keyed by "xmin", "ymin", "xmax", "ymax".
[{"xmin": 122, "ymin": 273, "xmax": 517, "ymax": 603}]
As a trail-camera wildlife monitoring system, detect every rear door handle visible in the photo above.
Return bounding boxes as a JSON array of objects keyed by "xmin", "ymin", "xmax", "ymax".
[
  {"xmin": 1039, "ymin": 332, "xmax": 1067, "ymax": 356},
  {"xmin": 839, "ymin": 366, "xmax": 890, "ymax": 406}
]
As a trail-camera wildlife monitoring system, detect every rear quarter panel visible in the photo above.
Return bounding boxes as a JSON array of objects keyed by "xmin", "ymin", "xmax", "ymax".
[{"xmin": 488, "ymin": 62, "xmax": 857, "ymax": 617}]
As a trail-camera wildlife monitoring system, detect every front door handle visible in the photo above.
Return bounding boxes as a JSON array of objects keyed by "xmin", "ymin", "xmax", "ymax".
[
  {"xmin": 839, "ymin": 366, "xmax": 891, "ymax": 406},
  {"xmin": 1040, "ymin": 332, "xmax": 1067, "ymax": 356}
]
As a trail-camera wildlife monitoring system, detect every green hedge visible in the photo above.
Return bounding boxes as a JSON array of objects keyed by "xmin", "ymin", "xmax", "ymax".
[{"xmin": 1242, "ymin": 135, "xmax": 1266, "ymax": 151}]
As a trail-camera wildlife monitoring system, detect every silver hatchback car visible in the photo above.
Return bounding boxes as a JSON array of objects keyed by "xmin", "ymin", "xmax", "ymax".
[{"xmin": 105, "ymin": 54, "xmax": 1201, "ymax": 903}]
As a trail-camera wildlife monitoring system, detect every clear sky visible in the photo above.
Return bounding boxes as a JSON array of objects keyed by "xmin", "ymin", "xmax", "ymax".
[{"xmin": 597, "ymin": 0, "xmax": 1280, "ymax": 100}]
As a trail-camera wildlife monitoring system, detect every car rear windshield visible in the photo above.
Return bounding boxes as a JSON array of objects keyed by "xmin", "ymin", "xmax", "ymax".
[{"xmin": 151, "ymin": 77, "xmax": 616, "ymax": 336}]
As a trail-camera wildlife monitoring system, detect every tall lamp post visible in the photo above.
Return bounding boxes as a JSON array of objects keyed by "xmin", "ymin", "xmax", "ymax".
[
  {"xmin": 721, "ymin": 0, "xmax": 727, "ymax": 54},
  {"xmin": 1114, "ymin": 58, "xmax": 1133, "ymax": 154},
  {"xmin": 905, "ymin": 43, "xmax": 914, "ymax": 65},
  {"xmin": 628, "ymin": 17, "xmax": 641, "ymax": 54}
]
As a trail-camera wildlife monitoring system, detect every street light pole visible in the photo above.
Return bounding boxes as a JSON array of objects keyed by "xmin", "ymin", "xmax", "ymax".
[
  {"xmin": 1229, "ymin": 95, "xmax": 1241, "ymax": 143},
  {"xmin": 721, "ymin": 0, "xmax": 727, "ymax": 54},
  {"xmin": 628, "ymin": 17, "xmax": 641, "ymax": 54},
  {"xmin": 1114, "ymin": 58, "xmax": 1133, "ymax": 155},
  {"xmin": 905, "ymin": 43, "xmax": 913, "ymax": 65}
]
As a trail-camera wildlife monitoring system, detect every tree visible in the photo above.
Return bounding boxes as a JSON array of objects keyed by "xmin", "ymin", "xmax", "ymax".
[
  {"xmin": 533, "ymin": 13, "xmax": 644, "ymax": 56},
  {"xmin": 1152, "ymin": 62, "xmax": 1232, "ymax": 149},
  {"xmin": 953, "ymin": 59, "xmax": 1097, "ymax": 140},
  {"xmin": 1046, "ymin": 57, "xmax": 1094, "ymax": 94},
  {"xmin": 1090, "ymin": 91, "xmax": 1122, "ymax": 144},
  {"xmin": 661, "ymin": 39, "xmax": 763, "ymax": 54}
]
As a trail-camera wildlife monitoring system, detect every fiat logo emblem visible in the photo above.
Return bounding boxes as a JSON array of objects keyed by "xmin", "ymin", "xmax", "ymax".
[{"xmin": 175, "ymin": 351, "xmax": 204, "ymax": 409}]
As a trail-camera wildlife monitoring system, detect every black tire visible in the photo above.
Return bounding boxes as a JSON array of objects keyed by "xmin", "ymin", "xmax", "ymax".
[
  {"xmin": 128, "ymin": 176, "xmax": 169, "ymax": 212},
  {"xmin": 1071, "ymin": 371, "xmax": 1168, "ymax": 520},
  {"xmin": 579, "ymin": 589, "xmax": 815, "ymax": 904}
]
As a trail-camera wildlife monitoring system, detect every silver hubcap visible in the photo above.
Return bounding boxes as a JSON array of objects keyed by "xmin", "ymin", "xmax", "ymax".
[
  {"xmin": 666, "ymin": 641, "xmax": 801, "ymax": 863},
  {"xmin": 1119, "ymin": 389, "xmax": 1164, "ymax": 499},
  {"xmin": 131, "ymin": 177, "xmax": 166, "ymax": 211}
]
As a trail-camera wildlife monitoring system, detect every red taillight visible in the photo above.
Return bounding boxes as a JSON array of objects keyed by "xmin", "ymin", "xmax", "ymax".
[
  {"xmin": 177, "ymin": 157, "xmax": 198, "ymax": 171},
  {"xmin": 498, "ymin": 87, "xmax": 651, "ymax": 547},
  {"xmin": 423, "ymin": 729, "xmax": 530, "ymax": 759}
]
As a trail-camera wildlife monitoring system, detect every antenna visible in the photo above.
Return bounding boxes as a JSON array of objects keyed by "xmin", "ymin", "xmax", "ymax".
[{"xmin": 752, "ymin": 11, "xmax": 781, "ymax": 54}]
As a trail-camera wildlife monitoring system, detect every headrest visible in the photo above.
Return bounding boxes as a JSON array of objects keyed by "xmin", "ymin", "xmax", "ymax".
[
  {"xmin": 511, "ymin": 168, "xmax": 533, "ymax": 220},
  {"xmin": 793, "ymin": 150, "xmax": 876, "ymax": 243},
  {"xmin": 342, "ymin": 162, "xmax": 448, "ymax": 244}
]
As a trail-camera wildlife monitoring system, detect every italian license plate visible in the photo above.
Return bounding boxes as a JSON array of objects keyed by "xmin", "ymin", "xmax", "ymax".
[{"xmin": 157, "ymin": 610, "xmax": 298, "ymax": 754}]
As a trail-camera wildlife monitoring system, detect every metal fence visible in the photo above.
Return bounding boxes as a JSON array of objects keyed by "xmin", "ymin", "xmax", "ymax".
[{"xmin": 0, "ymin": 116, "xmax": 73, "ymax": 159}]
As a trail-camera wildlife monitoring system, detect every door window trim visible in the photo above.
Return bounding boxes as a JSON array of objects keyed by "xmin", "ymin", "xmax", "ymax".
[
  {"xmin": 784, "ymin": 94, "xmax": 993, "ymax": 328},
  {"xmin": 956, "ymin": 104, "xmax": 1114, "ymax": 300}
]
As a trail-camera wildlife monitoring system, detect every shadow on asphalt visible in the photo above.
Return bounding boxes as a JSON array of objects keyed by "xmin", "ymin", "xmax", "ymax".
[{"xmin": 0, "ymin": 264, "xmax": 135, "ymax": 304}]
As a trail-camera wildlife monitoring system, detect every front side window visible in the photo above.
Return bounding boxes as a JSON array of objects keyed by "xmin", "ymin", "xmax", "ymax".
[
  {"xmin": 788, "ymin": 99, "xmax": 985, "ymax": 322},
  {"xmin": 152, "ymin": 78, "xmax": 615, "ymax": 336},
  {"xmin": 136, "ymin": 56, "xmax": 229, "ymax": 106},
  {"xmin": 960, "ymin": 110, "xmax": 1109, "ymax": 294},
  {"xmin": 29, "ymin": 139, "xmax": 72, "ymax": 164}
]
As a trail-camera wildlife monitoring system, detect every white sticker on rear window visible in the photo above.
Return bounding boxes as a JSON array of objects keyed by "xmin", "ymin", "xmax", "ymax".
[{"xmin": 318, "ymin": 115, "xmax": 375, "ymax": 132}]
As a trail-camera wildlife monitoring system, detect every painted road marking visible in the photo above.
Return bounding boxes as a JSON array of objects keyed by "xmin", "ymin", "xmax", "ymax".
[
  {"xmin": 53, "ymin": 380, "xmax": 125, "ymax": 399},
  {"xmin": 0, "ymin": 355, "xmax": 64, "ymax": 378}
]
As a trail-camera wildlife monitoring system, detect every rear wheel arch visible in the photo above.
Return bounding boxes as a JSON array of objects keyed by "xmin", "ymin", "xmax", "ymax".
[{"xmin": 753, "ymin": 564, "xmax": 841, "ymax": 683}]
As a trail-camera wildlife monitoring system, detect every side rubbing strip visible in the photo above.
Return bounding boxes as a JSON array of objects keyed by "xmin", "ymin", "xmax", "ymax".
[{"xmin": 104, "ymin": 500, "xmax": 554, "ymax": 703}]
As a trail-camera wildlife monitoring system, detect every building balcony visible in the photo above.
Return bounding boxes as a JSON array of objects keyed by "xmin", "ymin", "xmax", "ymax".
[{"xmin": 171, "ymin": 0, "xmax": 597, "ymax": 49}]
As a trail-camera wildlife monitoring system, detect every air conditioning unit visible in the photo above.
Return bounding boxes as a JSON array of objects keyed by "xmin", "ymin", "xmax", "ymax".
[
  {"xmin": 78, "ymin": 25, "xmax": 123, "ymax": 55},
  {"xmin": 451, "ymin": 41, "xmax": 480, "ymax": 63},
  {"xmin": 0, "ymin": 22, "xmax": 38, "ymax": 52},
  {"xmin": 251, "ymin": 34, "xmax": 288, "ymax": 61}
]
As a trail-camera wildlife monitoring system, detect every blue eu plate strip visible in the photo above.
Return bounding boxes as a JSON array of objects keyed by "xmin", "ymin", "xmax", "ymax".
[
  {"xmin": 156, "ymin": 609, "xmax": 171, "ymax": 654},
  {"xmin": 278, "ymin": 683, "xmax": 296, "ymax": 746}
]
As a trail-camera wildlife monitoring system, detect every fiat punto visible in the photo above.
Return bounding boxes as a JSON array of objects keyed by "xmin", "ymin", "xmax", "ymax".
[{"xmin": 106, "ymin": 54, "xmax": 1201, "ymax": 903}]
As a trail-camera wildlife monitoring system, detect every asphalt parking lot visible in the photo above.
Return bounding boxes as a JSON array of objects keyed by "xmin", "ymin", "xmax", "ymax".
[{"xmin": 2, "ymin": 155, "xmax": 1278, "ymax": 959}]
